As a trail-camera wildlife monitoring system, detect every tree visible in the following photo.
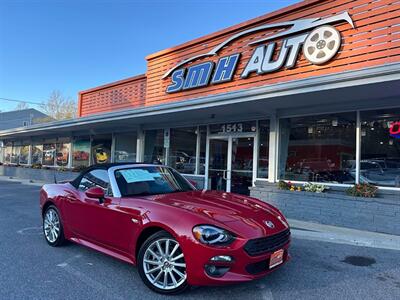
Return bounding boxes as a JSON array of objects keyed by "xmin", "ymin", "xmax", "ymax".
[
  {"xmin": 15, "ymin": 102, "xmax": 29, "ymax": 110},
  {"xmin": 40, "ymin": 90, "xmax": 77, "ymax": 120}
]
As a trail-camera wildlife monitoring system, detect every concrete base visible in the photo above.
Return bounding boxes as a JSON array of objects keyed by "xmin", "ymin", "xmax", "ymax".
[{"xmin": 250, "ymin": 181, "xmax": 400, "ymax": 235}]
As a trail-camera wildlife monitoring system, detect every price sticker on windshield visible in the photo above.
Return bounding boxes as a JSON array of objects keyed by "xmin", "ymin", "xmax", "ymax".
[{"xmin": 119, "ymin": 169, "xmax": 161, "ymax": 183}]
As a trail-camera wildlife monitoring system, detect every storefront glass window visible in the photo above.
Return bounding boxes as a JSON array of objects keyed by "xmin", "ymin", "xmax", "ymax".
[
  {"xmin": 4, "ymin": 144, "xmax": 12, "ymax": 163},
  {"xmin": 72, "ymin": 138, "xmax": 90, "ymax": 167},
  {"xmin": 19, "ymin": 145, "xmax": 30, "ymax": 164},
  {"xmin": 11, "ymin": 144, "xmax": 21, "ymax": 164},
  {"xmin": 42, "ymin": 143, "xmax": 56, "ymax": 166},
  {"xmin": 279, "ymin": 113, "xmax": 356, "ymax": 183},
  {"xmin": 91, "ymin": 135, "xmax": 112, "ymax": 164},
  {"xmin": 257, "ymin": 120, "xmax": 270, "ymax": 178},
  {"xmin": 32, "ymin": 144, "xmax": 43, "ymax": 165},
  {"xmin": 114, "ymin": 133, "xmax": 137, "ymax": 162},
  {"xmin": 361, "ymin": 109, "xmax": 400, "ymax": 187},
  {"xmin": 168, "ymin": 127, "xmax": 197, "ymax": 174},
  {"xmin": 56, "ymin": 143, "xmax": 70, "ymax": 167},
  {"xmin": 144, "ymin": 129, "xmax": 165, "ymax": 164}
]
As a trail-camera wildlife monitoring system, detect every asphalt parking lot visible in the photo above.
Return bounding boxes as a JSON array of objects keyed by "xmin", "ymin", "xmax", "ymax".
[{"xmin": 0, "ymin": 180, "xmax": 399, "ymax": 300}]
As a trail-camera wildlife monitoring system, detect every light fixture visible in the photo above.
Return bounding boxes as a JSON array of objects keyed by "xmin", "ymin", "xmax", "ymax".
[{"xmin": 308, "ymin": 127, "xmax": 313, "ymax": 134}]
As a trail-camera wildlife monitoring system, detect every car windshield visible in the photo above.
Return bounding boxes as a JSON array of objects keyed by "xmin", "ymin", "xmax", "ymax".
[{"xmin": 114, "ymin": 166, "xmax": 194, "ymax": 197}]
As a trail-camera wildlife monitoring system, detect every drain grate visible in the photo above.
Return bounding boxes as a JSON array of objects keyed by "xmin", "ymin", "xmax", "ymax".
[{"xmin": 341, "ymin": 256, "xmax": 376, "ymax": 267}]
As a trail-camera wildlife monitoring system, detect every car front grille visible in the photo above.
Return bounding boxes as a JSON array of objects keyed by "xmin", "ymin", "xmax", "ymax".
[{"xmin": 244, "ymin": 228, "xmax": 290, "ymax": 256}]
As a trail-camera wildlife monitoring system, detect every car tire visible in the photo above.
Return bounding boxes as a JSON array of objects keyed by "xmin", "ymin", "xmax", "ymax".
[
  {"xmin": 43, "ymin": 205, "xmax": 66, "ymax": 247},
  {"xmin": 137, "ymin": 230, "xmax": 189, "ymax": 295}
]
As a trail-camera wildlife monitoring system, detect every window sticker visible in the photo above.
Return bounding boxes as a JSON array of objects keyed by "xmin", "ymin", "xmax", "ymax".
[{"xmin": 119, "ymin": 169, "xmax": 161, "ymax": 183}]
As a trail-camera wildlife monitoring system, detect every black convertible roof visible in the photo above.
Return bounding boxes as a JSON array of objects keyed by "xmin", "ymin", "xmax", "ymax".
[{"xmin": 69, "ymin": 162, "xmax": 146, "ymax": 188}]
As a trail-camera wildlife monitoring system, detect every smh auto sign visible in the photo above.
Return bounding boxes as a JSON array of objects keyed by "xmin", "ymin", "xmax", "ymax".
[{"xmin": 164, "ymin": 12, "xmax": 355, "ymax": 94}]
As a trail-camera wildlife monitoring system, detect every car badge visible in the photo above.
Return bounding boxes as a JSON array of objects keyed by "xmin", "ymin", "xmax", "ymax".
[{"xmin": 265, "ymin": 220, "xmax": 275, "ymax": 229}]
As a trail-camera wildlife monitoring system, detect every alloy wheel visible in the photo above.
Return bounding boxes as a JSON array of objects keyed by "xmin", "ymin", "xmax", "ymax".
[
  {"xmin": 142, "ymin": 238, "xmax": 187, "ymax": 290},
  {"xmin": 43, "ymin": 208, "xmax": 60, "ymax": 243}
]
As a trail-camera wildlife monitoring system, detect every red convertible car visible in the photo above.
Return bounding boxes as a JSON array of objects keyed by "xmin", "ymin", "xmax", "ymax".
[{"xmin": 40, "ymin": 163, "xmax": 290, "ymax": 294}]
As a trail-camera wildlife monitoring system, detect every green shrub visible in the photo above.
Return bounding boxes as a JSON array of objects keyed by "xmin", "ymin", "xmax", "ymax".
[
  {"xmin": 346, "ymin": 183, "xmax": 377, "ymax": 198},
  {"xmin": 277, "ymin": 180, "xmax": 291, "ymax": 190},
  {"xmin": 303, "ymin": 182, "xmax": 328, "ymax": 193}
]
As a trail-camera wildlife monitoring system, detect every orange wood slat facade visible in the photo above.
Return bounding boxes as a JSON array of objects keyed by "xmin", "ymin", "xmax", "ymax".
[{"xmin": 78, "ymin": 0, "xmax": 400, "ymax": 117}]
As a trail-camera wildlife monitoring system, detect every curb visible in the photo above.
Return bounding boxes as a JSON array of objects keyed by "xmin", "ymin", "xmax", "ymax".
[{"xmin": 289, "ymin": 218, "xmax": 400, "ymax": 251}]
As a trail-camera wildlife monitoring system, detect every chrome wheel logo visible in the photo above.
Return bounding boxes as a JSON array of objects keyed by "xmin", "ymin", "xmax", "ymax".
[
  {"xmin": 303, "ymin": 25, "xmax": 341, "ymax": 65},
  {"xmin": 265, "ymin": 220, "xmax": 275, "ymax": 229}
]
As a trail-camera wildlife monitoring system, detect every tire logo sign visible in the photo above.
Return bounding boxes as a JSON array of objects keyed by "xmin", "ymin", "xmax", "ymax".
[
  {"xmin": 164, "ymin": 12, "xmax": 355, "ymax": 94},
  {"xmin": 303, "ymin": 25, "xmax": 342, "ymax": 65}
]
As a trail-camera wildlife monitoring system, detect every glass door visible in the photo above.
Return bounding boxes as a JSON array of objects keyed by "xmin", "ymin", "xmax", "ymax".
[
  {"xmin": 231, "ymin": 137, "xmax": 254, "ymax": 195},
  {"xmin": 208, "ymin": 138, "xmax": 229, "ymax": 192},
  {"xmin": 207, "ymin": 136, "xmax": 255, "ymax": 195}
]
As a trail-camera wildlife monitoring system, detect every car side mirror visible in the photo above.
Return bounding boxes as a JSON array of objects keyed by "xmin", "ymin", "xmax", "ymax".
[{"xmin": 85, "ymin": 187, "xmax": 105, "ymax": 203}]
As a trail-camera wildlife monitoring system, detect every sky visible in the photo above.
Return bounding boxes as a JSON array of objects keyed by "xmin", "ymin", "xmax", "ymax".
[{"xmin": 0, "ymin": 0, "xmax": 299, "ymax": 112}]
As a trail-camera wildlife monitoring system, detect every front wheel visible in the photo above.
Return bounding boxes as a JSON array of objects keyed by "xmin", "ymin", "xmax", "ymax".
[
  {"xmin": 43, "ymin": 205, "xmax": 65, "ymax": 247},
  {"xmin": 137, "ymin": 231, "xmax": 189, "ymax": 294}
]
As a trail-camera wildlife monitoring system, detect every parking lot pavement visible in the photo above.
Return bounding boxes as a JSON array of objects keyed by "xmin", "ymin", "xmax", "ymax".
[{"xmin": 0, "ymin": 180, "xmax": 399, "ymax": 300}]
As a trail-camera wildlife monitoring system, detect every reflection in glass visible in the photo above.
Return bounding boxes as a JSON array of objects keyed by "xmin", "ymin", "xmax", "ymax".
[
  {"xmin": 231, "ymin": 137, "xmax": 254, "ymax": 195},
  {"xmin": 279, "ymin": 113, "xmax": 356, "ymax": 183},
  {"xmin": 208, "ymin": 139, "xmax": 228, "ymax": 191},
  {"xmin": 11, "ymin": 145, "xmax": 20, "ymax": 164},
  {"xmin": 144, "ymin": 130, "xmax": 165, "ymax": 164},
  {"xmin": 92, "ymin": 135, "xmax": 112, "ymax": 164},
  {"xmin": 72, "ymin": 139, "xmax": 90, "ymax": 167},
  {"xmin": 168, "ymin": 127, "xmax": 197, "ymax": 174},
  {"xmin": 361, "ymin": 109, "xmax": 400, "ymax": 187},
  {"xmin": 19, "ymin": 145, "xmax": 30, "ymax": 164},
  {"xmin": 32, "ymin": 144, "xmax": 43, "ymax": 164},
  {"xmin": 56, "ymin": 143, "xmax": 70, "ymax": 167},
  {"xmin": 4, "ymin": 144, "xmax": 12, "ymax": 163},
  {"xmin": 42, "ymin": 144, "xmax": 56, "ymax": 166},
  {"xmin": 114, "ymin": 133, "xmax": 137, "ymax": 162}
]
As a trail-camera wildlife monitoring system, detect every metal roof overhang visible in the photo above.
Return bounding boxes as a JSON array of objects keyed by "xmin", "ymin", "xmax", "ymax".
[{"xmin": 1, "ymin": 62, "xmax": 400, "ymax": 140}]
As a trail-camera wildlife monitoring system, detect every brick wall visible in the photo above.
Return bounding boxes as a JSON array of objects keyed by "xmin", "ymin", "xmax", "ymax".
[
  {"xmin": 250, "ymin": 183, "xmax": 400, "ymax": 235},
  {"xmin": 78, "ymin": 75, "xmax": 147, "ymax": 117}
]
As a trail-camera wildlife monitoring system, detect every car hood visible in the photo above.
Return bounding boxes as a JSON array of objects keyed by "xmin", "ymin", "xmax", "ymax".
[{"xmin": 151, "ymin": 190, "xmax": 289, "ymax": 239}]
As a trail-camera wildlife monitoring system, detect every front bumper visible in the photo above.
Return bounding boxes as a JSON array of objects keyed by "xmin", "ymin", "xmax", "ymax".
[{"xmin": 183, "ymin": 236, "xmax": 291, "ymax": 286}]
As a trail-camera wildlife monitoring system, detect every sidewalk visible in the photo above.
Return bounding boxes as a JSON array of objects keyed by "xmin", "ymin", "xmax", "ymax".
[
  {"xmin": 0, "ymin": 175, "xmax": 45, "ymax": 186},
  {"xmin": 289, "ymin": 218, "xmax": 400, "ymax": 251}
]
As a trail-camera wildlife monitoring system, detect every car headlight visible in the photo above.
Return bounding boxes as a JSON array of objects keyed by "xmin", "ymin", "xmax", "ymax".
[{"xmin": 192, "ymin": 225, "xmax": 234, "ymax": 246}]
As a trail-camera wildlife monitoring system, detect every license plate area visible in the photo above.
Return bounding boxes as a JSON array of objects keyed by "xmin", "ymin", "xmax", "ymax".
[{"xmin": 269, "ymin": 249, "xmax": 284, "ymax": 269}]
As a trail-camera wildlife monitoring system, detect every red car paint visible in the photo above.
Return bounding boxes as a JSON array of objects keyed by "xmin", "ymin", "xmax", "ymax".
[{"xmin": 40, "ymin": 184, "xmax": 290, "ymax": 286}]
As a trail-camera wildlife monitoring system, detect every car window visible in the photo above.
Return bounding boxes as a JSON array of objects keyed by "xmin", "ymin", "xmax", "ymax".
[
  {"xmin": 114, "ymin": 166, "xmax": 194, "ymax": 197},
  {"xmin": 78, "ymin": 169, "xmax": 113, "ymax": 196}
]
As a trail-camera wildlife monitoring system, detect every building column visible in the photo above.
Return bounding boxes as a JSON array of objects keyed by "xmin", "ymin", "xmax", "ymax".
[
  {"xmin": 136, "ymin": 129, "xmax": 145, "ymax": 162},
  {"xmin": 111, "ymin": 133, "xmax": 116, "ymax": 163},
  {"xmin": 28, "ymin": 143, "xmax": 32, "ymax": 166},
  {"xmin": 268, "ymin": 112, "xmax": 278, "ymax": 183},
  {"xmin": 68, "ymin": 136, "xmax": 73, "ymax": 169}
]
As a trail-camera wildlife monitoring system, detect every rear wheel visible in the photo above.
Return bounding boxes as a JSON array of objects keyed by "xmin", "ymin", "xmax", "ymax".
[
  {"xmin": 137, "ymin": 231, "xmax": 188, "ymax": 294},
  {"xmin": 43, "ymin": 205, "xmax": 65, "ymax": 247}
]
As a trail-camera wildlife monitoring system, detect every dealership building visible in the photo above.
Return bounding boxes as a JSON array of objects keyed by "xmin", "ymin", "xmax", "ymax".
[{"xmin": 1, "ymin": 0, "xmax": 399, "ymax": 230}]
